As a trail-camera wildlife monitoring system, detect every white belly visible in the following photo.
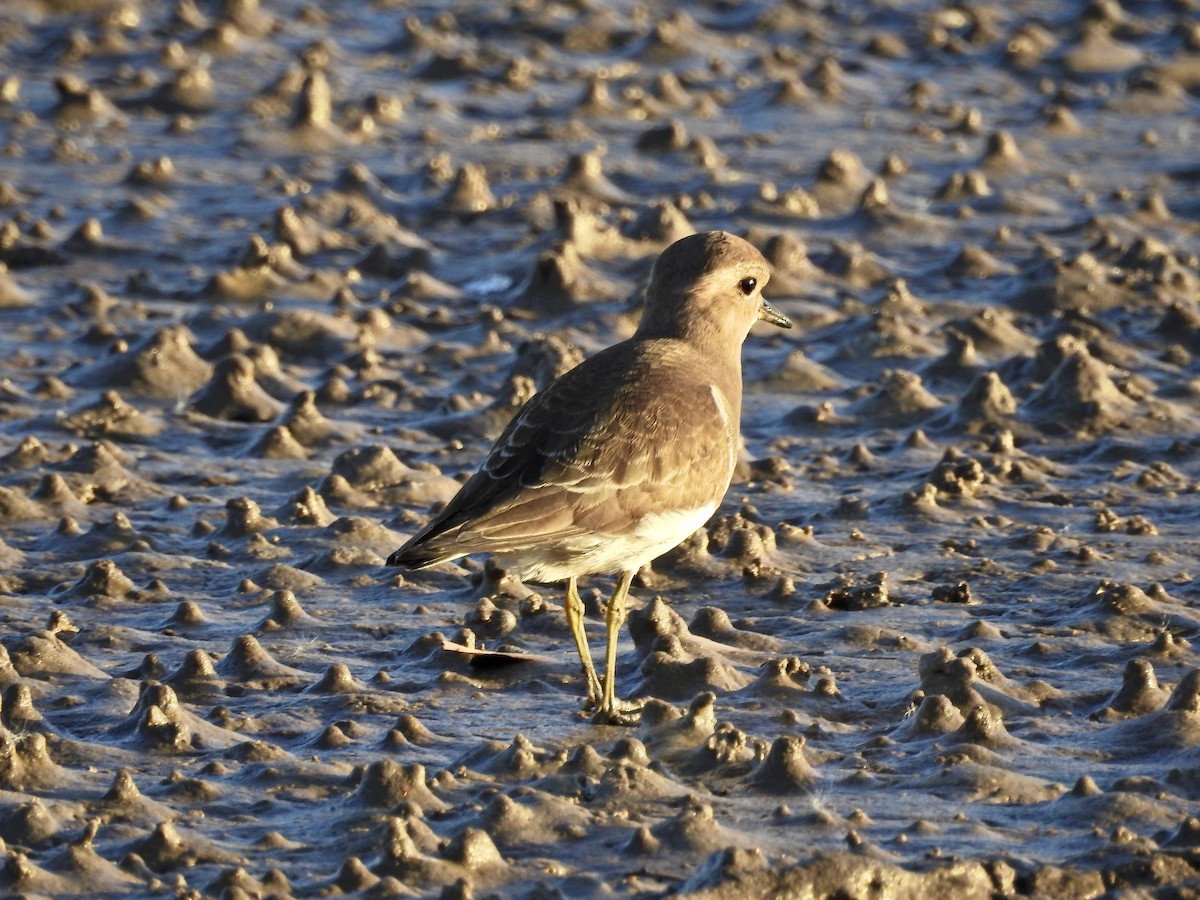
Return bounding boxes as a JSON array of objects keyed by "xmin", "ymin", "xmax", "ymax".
[{"xmin": 497, "ymin": 502, "xmax": 719, "ymax": 583}]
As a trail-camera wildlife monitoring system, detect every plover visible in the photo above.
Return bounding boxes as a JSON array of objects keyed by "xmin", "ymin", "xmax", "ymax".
[{"xmin": 388, "ymin": 231, "xmax": 791, "ymax": 723}]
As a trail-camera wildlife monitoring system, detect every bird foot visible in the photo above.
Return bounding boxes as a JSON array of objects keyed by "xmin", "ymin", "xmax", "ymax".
[
  {"xmin": 586, "ymin": 697, "xmax": 644, "ymax": 726},
  {"xmin": 580, "ymin": 678, "xmax": 603, "ymax": 711}
]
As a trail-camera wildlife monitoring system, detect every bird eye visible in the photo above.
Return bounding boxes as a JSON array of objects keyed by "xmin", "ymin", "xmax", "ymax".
[{"xmin": 738, "ymin": 277, "xmax": 757, "ymax": 296}]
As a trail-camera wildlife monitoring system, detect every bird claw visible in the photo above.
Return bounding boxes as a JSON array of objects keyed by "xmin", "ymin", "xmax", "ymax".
[
  {"xmin": 581, "ymin": 678, "xmax": 603, "ymax": 711},
  {"xmin": 586, "ymin": 697, "xmax": 644, "ymax": 726}
]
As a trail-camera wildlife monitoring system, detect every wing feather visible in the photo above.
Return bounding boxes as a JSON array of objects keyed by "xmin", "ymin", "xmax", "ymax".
[{"xmin": 388, "ymin": 340, "xmax": 737, "ymax": 568}]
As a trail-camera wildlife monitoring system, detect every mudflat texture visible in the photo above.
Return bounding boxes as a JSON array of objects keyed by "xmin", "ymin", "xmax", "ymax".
[{"xmin": 1, "ymin": 1, "xmax": 1200, "ymax": 897}]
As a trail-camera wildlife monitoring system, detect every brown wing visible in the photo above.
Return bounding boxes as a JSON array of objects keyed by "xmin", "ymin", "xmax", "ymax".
[{"xmin": 387, "ymin": 340, "xmax": 736, "ymax": 568}]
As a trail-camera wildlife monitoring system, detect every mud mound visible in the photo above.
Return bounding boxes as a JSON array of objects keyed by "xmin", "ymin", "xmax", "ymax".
[{"xmin": 0, "ymin": 0, "xmax": 1197, "ymax": 896}]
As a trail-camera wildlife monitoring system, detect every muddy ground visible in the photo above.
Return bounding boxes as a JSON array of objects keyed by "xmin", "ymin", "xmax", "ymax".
[{"xmin": 1, "ymin": 0, "xmax": 1200, "ymax": 897}]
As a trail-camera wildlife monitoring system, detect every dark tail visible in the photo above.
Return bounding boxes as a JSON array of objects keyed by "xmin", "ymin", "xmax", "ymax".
[
  {"xmin": 386, "ymin": 530, "xmax": 460, "ymax": 569},
  {"xmin": 386, "ymin": 545, "xmax": 440, "ymax": 568}
]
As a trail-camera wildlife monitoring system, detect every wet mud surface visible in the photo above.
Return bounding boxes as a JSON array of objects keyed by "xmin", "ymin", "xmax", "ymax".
[{"xmin": 1, "ymin": 0, "xmax": 1200, "ymax": 896}]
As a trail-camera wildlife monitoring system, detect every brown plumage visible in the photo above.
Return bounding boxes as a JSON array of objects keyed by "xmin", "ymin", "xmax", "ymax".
[{"xmin": 388, "ymin": 231, "xmax": 791, "ymax": 723}]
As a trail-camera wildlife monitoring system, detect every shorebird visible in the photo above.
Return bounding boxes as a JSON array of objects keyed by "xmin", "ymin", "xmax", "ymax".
[{"xmin": 388, "ymin": 231, "xmax": 791, "ymax": 723}]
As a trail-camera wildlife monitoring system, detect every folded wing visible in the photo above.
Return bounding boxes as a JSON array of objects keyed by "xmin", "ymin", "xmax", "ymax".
[{"xmin": 387, "ymin": 342, "xmax": 735, "ymax": 568}]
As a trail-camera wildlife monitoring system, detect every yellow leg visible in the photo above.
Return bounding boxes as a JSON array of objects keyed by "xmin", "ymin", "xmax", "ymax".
[
  {"xmin": 597, "ymin": 570, "xmax": 639, "ymax": 724},
  {"xmin": 565, "ymin": 577, "xmax": 602, "ymax": 706}
]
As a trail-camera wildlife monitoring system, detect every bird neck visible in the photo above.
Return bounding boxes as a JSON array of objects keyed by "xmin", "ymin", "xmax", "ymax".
[{"xmin": 636, "ymin": 307, "xmax": 749, "ymax": 362}]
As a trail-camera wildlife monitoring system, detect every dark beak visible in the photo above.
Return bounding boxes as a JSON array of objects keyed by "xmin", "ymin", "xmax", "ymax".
[{"xmin": 758, "ymin": 299, "xmax": 792, "ymax": 328}]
